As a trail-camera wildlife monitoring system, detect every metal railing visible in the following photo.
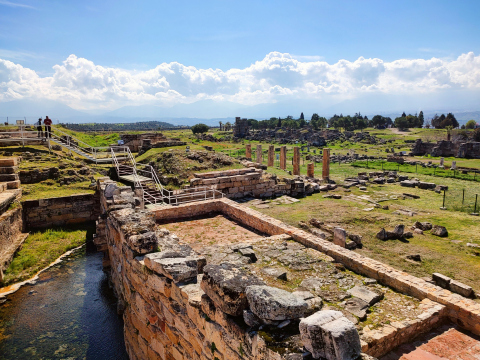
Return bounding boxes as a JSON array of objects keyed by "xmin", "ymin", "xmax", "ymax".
[{"xmin": 110, "ymin": 146, "xmax": 223, "ymax": 207}]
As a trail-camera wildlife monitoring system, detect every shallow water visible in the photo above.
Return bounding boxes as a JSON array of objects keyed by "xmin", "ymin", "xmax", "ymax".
[{"xmin": 0, "ymin": 244, "xmax": 128, "ymax": 360}]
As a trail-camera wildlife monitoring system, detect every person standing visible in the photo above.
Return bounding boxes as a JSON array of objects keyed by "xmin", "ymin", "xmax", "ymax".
[
  {"xmin": 36, "ymin": 118, "xmax": 43, "ymax": 138},
  {"xmin": 44, "ymin": 116, "xmax": 52, "ymax": 138}
]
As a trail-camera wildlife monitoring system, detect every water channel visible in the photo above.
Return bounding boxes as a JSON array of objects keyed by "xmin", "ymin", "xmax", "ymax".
[{"xmin": 0, "ymin": 241, "xmax": 128, "ymax": 359}]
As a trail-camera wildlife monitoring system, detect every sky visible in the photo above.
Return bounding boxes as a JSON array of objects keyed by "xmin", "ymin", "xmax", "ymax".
[{"xmin": 1, "ymin": 0, "xmax": 480, "ymax": 118}]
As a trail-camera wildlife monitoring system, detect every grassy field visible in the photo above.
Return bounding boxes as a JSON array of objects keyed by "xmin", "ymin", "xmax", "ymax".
[
  {"xmin": 251, "ymin": 180, "xmax": 480, "ymax": 294},
  {"xmin": 2, "ymin": 224, "xmax": 94, "ymax": 286}
]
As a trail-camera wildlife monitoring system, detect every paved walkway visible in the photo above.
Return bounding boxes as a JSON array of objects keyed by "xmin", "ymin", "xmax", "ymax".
[{"xmin": 381, "ymin": 324, "xmax": 480, "ymax": 360}]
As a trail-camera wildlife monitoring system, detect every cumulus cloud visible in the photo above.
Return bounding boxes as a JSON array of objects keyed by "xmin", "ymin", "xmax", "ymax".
[{"xmin": 0, "ymin": 51, "xmax": 479, "ymax": 110}]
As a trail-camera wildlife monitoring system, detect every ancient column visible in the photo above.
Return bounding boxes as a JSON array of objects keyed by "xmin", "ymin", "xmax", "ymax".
[
  {"xmin": 307, "ymin": 163, "xmax": 314, "ymax": 178},
  {"xmin": 322, "ymin": 148, "xmax": 330, "ymax": 180},
  {"xmin": 268, "ymin": 145, "xmax": 274, "ymax": 167},
  {"xmin": 293, "ymin": 147, "xmax": 300, "ymax": 175},
  {"xmin": 256, "ymin": 145, "xmax": 262, "ymax": 164},
  {"xmin": 245, "ymin": 144, "xmax": 252, "ymax": 159},
  {"xmin": 280, "ymin": 146, "xmax": 287, "ymax": 170}
]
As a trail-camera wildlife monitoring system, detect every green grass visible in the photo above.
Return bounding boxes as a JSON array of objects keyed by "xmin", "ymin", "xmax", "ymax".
[
  {"xmin": 252, "ymin": 181, "xmax": 480, "ymax": 292},
  {"xmin": 2, "ymin": 224, "xmax": 94, "ymax": 285}
]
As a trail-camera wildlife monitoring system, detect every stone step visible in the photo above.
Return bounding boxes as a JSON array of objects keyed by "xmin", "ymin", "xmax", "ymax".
[
  {"xmin": 0, "ymin": 173, "xmax": 19, "ymax": 182},
  {"xmin": 0, "ymin": 166, "xmax": 18, "ymax": 174},
  {"xmin": 0, "ymin": 158, "xmax": 19, "ymax": 167},
  {"xmin": 0, "ymin": 190, "xmax": 18, "ymax": 214}
]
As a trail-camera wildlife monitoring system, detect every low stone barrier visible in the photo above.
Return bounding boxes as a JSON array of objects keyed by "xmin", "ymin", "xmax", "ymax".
[{"xmin": 22, "ymin": 193, "xmax": 100, "ymax": 229}]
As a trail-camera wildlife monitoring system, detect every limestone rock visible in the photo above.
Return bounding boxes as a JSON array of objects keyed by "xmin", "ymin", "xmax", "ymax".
[
  {"xmin": 261, "ymin": 267, "xmax": 288, "ymax": 281},
  {"xmin": 246, "ymin": 285, "xmax": 308, "ymax": 321},
  {"xmin": 414, "ymin": 221, "xmax": 432, "ymax": 231},
  {"xmin": 239, "ymin": 247, "xmax": 257, "ymax": 262},
  {"xmin": 127, "ymin": 231, "xmax": 158, "ymax": 254},
  {"xmin": 200, "ymin": 263, "xmax": 264, "ymax": 316},
  {"xmin": 431, "ymin": 225, "xmax": 448, "ymax": 237},
  {"xmin": 432, "ymin": 273, "xmax": 451, "ymax": 289},
  {"xmin": 243, "ymin": 310, "xmax": 261, "ymax": 327},
  {"xmin": 299, "ymin": 310, "xmax": 361, "ymax": 360},
  {"xmin": 347, "ymin": 286, "xmax": 383, "ymax": 306},
  {"xmin": 343, "ymin": 297, "xmax": 368, "ymax": 320},
  {"xmin": 144, "ymin": 254, "xmax": 200, "ymax": 283},
  {"xmin": 392, "ymin": 224, "xmax": 404, "ymax": 239},
  {"xmin": 449, "ymin": 280, "xmax": 473, "ymax": 298}
]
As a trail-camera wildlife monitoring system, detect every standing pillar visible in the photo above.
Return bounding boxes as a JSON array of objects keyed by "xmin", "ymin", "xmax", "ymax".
[
  {"xmin": 245, "ymin": 144, "xmax": 252, "ymax": 159},
  {"xmin": 268, "ymin": 145, "xmax": 274, "ymax": 167},
  {"xmin": 256, "ymin": 145, "xmax": 262, "ymax": 164},
  {"xmin": 307, "ymin": 163, "xmax": 314, "ymax": 178},
  {"xmin": 322, "ymin": 148, "xmax": 330, "ymax": 180},
  {"xmin": 293, "ymin": 147, "xmax": 300, "ymax": 175},
  {"xmin": 280, "ymin": 146, "xmax": 287, "ymax": 170}
]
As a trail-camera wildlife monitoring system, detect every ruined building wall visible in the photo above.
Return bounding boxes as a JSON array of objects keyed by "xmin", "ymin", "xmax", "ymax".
[
  {"xmin": 95, "ymin": 177, "xmax": 480, "ymax": 360},
  {"xmin": 94, "ymin": 178, "xmax": 294, "ymax": 360},
  {"xmin": 189, "ymin": 167, "xmax": 306, "ymax": 199},
  {"xmin": 21, "ymin": 193, "xmax": 100, "ymax": 229}
]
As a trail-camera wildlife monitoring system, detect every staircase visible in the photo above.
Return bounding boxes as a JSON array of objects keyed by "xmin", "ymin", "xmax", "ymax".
[{"xmin": 110, "ymin": 147, "xmax": 223, "ymax": 207}]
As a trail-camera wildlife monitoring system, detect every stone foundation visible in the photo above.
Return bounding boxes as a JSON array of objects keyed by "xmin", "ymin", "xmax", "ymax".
[
  {"xmin": 22, "ymin": 193, "xmax": 100, "ymax": 229},
  {"xmin": 94, "ymin": 178, "xmax": 480, "ymax": 359}
]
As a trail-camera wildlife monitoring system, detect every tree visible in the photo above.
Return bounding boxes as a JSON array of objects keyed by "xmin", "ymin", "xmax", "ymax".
[
  {"xmin": 225, "ymin": 122, "xmax": 232, "ymax": 131},
  {"xmin": 394, "ymin": 117, "xmax": 409, "ymax": 130},
  {"xmin": 401, "ymin": 111, "xmax": 406, "ymax": 117},
  {"xmin": 300, "ymin": 112, "xmax": 304, "ymax": 120},
  {"xmin": 219, "ymin": 121, "xmax": 223, "ymax": 131},
  {"xmin": 191, "ymin": 123, "xmax": 209, "ymax": 134},
  {"xmin": 418, "ymin": 111, "xmax": 424, "ymax": 127},
  {"xmin": 465, "ymin": 120, "xmax": 477, "ymax": 129}
]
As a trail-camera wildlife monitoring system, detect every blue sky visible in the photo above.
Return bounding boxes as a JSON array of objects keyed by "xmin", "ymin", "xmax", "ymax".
[{"xmin": 0, "ymin": 0, "xmax": 480, "ymax": 117}]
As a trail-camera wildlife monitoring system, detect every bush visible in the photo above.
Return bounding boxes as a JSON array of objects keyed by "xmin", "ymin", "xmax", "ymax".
[{"xmin": 191, "ymin": 123, "xmax": 209, "ymax": 134}]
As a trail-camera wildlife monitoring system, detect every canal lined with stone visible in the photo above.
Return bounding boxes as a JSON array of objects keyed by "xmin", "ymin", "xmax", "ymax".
[{"xmin": 0, "ymin": 242, "xmax": 128, "ymax": 359}]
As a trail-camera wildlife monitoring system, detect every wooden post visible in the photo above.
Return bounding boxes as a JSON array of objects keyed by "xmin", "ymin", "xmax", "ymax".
[{"xmin": 322, "ymin": 148, "xmax": 330, "ymax": 180}]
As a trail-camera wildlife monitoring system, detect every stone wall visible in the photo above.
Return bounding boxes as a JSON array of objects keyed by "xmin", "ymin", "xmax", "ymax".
[
  {"xmin": 457, "ymin": 142, "xmax": 480, "ymax": 158},
  {"xmin": 189, "ymin": 167, "xmax": 310, "ymax": 199},
  {"xmin": 0, "ymin": 206, "xmax": 27, "ymax": 281},
  {"xmin": 21, "ymin": 193, "xmax": 100, "ymax": 229},
  {"xmin": 95, "ymin": 179, "xmax": 480, "ymax": 359}
]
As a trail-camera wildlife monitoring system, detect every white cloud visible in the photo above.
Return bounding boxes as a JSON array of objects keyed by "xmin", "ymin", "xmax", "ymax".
[
  {"xmin": 0, "ymin": 51, "xmax": 480, "ymax": 110},
  {"xmin": 0, "ymin": 0, "xmax": 35, "ymax": 9}
]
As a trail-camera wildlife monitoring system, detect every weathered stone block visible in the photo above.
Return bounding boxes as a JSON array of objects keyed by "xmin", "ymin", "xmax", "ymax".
[
  {"xmin": 144, "ymin": 255, "xmax": 199, "ymax": 283},
  {"xmin": 347, "ymin": 286, "xmax": 383, "ymax": 306},
  {"xmin": 127, "ymin": 231, "xmax": 158, "ymax": 254},
  {"xmin": 432, "ymin": 273, "xmax": 451, "ymax": 289},
  {"xmin": 200, "ymin": 263, "xmax": 264, "ymax": 316},
  {"xmin": 449, "ymin": 280, "xmax": 473, "ymax": 298},
  {"xmin": 245, "ymin": 285, "xmax": 308, "ymax": 321},
  {"xmin": 431, "ymin": 225, "xmax": 448, "ymax": 237},
  {"xmin": 322, "ymin": 317, "xmax": 361, "ymax": 360}
]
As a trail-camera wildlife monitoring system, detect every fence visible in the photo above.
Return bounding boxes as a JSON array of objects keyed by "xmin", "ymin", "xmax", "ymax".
[
  {"xmin": 351, "ymin": 159, "xmax": 480, "ymax": 183},
  {"xmin": 443, "ymin": 188, "xmax": 479, "ymax": 214}
]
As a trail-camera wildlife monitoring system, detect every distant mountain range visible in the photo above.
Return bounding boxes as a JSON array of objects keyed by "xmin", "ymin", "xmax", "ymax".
[{"xmin": 0, "ymin": 97, "xmax": 479, "ymax": 127}]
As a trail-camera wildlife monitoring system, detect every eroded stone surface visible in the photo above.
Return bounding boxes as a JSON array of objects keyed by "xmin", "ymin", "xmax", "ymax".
[
  {"xmin": 347, "ymin": 286, "xmax": 384, "ymax": 306},
  {"xmin": 200, "ymin": 263, "xmax": 264, "ymax": 316},
  {"xmin": 246, "ymin": 285, "xmax": 308, "ymax": 321}
]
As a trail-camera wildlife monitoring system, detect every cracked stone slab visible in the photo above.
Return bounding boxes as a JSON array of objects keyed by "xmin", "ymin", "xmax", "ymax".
[{"xmin": 347, "ymin": 286, "xmax": 383, "ymax": 306}]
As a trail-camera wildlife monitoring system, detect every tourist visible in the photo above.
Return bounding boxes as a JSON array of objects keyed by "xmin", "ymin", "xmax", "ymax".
[
  {"xmin": 36, "ymin": 118, "xmax": 43, "ymax": 138},
  {"xmin": 44, "ymin": 116, "xmax": 52, "ymax": 138}
]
